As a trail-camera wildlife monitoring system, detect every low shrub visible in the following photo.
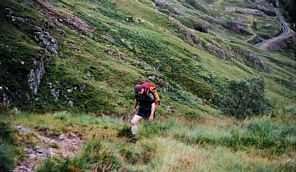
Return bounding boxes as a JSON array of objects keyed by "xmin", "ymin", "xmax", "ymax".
[
  {"xmin": 37, "ymin": 158, "xmax": 84, "ymax": 172},
  {"xmin": 0, "ymin": 144, "xmax": 16, "ymax": 172},
  {"xmin": 0, "ymin": 122, "xmax": 17, "ymax": 172},
  {"xmin": 38, "ymin": 140, "xmax": 122, "ymax": 172},
  {"xmin": 217, "ymin": 78, "xmax": 272, "ymax": 118}
]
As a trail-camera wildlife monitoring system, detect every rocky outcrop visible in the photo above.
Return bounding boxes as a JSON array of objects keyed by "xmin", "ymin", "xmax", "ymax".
[
  {"xmin": 154, "ymin": 0, "xmax": 168, "ymax": 7},
  {"xmin": 225, "ymin": 7, "xmax": 265, "ymax": 16},
  {"xmin": 33, "ymin": 26, "xmax": 58, "ymax": 54},
  {"xmin": 33, "ymin": 0, "xmax": 94, "ymax": 33},
  {"xmin": 5, "ymin": 8, "xmax": 58, "ymax": 54},
  {"xmin": 169, "ymin": 17, "xmax": 234, "ymax": 60},
  {"xmin": 154, "ymin": 0, "xmax": 180, "ymax": 16},
  {"xmin": 249, "ymin": 0, "xmax": 276, "ymax": 16},
  {"xmin": 168, "ymin": 16, "xmax": 267, "ymax": 70},
  {"xmin": 28, "ymin": 57, "xmax": 46, "ymax": 96},
  {"xmin": 232, "ymin": 47, "xmax": 268, "ymax": 71},
  {"xmin": 201, "ymin": 16, "xmax": 252, "ymax": 35},
  {"xmin": 258, "ymin": 32, "xmax": 296, "ymax": 51},
  {"xmin": 0, "ymin": 8, "xmax": 58, "ymax": 110},
  {"xmin": 205, "ymin": 43, "xmax": 234, "ymax": 60}
]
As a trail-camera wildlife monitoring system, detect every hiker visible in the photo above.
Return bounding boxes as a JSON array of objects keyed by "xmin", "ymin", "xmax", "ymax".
[{"xmin": 130, "ymin": 81, "xmax": 160, "ymax": 139}]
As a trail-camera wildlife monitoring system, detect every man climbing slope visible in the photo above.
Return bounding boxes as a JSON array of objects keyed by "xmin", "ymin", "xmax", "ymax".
[{"xmin": 129, "ymin": 81, "xmax": 160, "ymax": 141}]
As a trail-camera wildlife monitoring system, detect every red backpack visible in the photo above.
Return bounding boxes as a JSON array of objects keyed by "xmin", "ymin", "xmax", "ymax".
[{"xmin": 136, "ymin": 81, "xmax": 160, "ymax": 106}]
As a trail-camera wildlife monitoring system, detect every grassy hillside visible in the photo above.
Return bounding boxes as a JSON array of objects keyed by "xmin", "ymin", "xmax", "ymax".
[{"xmin": 0, "ymin": 0, "xmax": 295, "ymax": 171}]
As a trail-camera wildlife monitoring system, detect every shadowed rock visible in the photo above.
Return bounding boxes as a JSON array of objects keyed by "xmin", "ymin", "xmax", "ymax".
[{"xmin": 28, "ymin": 57, "xmax": 46, "ymax": 96}]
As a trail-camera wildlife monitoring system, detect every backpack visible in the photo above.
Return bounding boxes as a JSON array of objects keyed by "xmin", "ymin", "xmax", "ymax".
[{"xmin": 135, "ymin": 81, "xmax": 160, "ymax": 106}]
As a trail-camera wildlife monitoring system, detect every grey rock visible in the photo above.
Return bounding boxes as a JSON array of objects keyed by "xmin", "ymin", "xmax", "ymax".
[
  {"xmin": 68, "ymin": 100, "xmax": 74, "ymax": 107},
  {"xmin": 16, "ymin": 125, "xmax": 32, "ymax": 134},
  {"xmin": 34, "ymin": 30, "xmax": 58, "ymax": 54},
  {"xmin": 0, "ymin": 86, "xmax": 10, "ymax": 109},
  {"xmin": 50, "ymin": 88, "xmax": 60, "ymax": 101},
  {"xmin": 28, "ymin": 58, "xmax": 46, "ymax": 95},
  {"xmin": 154, "ymin": 0, "xmax": 168, "ymax": 7}
]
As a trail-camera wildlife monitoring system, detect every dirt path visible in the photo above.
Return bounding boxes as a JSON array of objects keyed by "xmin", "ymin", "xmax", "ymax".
[
  {"xmin": 13, "ymin": 125, "xmax": 83, "ymax": 172},
  {"xmin": 256, "ymin": 0, "xmax": 296, "ymax": 51}
]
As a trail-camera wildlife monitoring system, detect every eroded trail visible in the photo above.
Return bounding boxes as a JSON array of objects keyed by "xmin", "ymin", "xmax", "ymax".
[
  {"xmin": 13, "ymin": 125, "xmax": 83, "ymax": 172},
  {"xmin": 256, "ymin": 0, "xmax": 296, "ymax": 51}
]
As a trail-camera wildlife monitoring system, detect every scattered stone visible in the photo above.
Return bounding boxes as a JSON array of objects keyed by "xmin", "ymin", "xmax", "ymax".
[
  {"xmin": 50, "ymin": 88, "xmax": 60, "ymax": 102},
  {"xmin": 5, "ymin": 8, "xmax": 58, "ymax": 54},
  {"xmin": 34, "ymin": 0, "xmax": 94, "ymax": 33},
  {"xmin": 5, "ymin": 8, "xmax": 32, "ymax": 25},
  {"xmin": 232, "ymin": 47, "xmax": 269, "ymax": 71},
  {"xmin": 14, "ymin": 125, "xmax": 83, "ymax": 172},
  {"xmin": 33, "ymin": 27, "xmax": 58, "ymax": 54},
  {"xmin": 104, "ymin": 48, "xmax": 128, "ymax": 62}
]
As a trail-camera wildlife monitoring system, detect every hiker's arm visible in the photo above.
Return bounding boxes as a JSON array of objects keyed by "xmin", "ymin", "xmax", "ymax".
[
  {"xmin": 149, "ymin": 103, "xmax": 156, "ymax": 121},
  {"xmin": 134, "ymin": 99, "xmax": 139, "ymax": 109}
]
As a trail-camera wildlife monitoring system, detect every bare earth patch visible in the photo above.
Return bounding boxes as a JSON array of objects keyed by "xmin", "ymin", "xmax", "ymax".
[{"xmin": 13, "ymin": 125, "xmax": 83, "ymax": 172}]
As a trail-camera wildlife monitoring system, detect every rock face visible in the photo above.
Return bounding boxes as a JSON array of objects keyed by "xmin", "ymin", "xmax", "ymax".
[
  {"xmin": 5, "ymin": 8, "xmax": 59, "ymax": 54},
  {"xmin": 28, "ymin": 57, "xmax": 46, "ymax": 96},
  {"xmin": 33, "ymin": 26, "xmax": 58, "ymax": 54},
  {"xmin": 0, "ymin": 7, "xmax": 58, "ymax": 110},
  {"xmin": 251, "ymin": 0, "xmax": 276, "ymax": 16}
]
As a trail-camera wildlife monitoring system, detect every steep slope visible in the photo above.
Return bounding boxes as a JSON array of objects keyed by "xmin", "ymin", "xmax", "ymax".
[
  {"xmin": 1, "ymin": 0, "xmax": 296, "ymax": 171},
  {"xmin": 0, "ymin": 0, "xmax": 295, "ymax": 116}
]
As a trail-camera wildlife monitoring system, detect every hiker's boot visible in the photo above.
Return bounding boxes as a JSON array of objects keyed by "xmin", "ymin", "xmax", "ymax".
[{"xmin": 128, "ymin": 134, "xmax": 138, "ymax": 143}]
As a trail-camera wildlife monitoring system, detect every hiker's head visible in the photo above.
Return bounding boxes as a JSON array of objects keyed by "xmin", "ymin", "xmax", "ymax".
[{"xmin": 135, "ymin": 84, "xmax": 144, "ymax": 95}]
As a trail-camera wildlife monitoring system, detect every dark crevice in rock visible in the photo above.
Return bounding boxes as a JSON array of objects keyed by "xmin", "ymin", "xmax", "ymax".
[
  {"xmin": 0, "ymin": 87, "xmax": 11, "ymax": 110},
  {"xmin": 28, "ymin": 56, "xmax": 46, "ymax": 96},
  {"xmin": 0, "ymin": 7, "xmax": 58, "ymax": 110}
]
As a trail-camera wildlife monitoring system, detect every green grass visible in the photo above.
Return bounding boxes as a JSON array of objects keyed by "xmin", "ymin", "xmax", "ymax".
[
  {"xmin": 3, "ymin": 112, "xmax": 295, "ymax": 172},
  {"xmin": 0, "ymin": 122, "xmax": 21, "ymax": 172},
  {"xmin": 2, "ymin": 0, "xmax": 295, "ymax": 114},
  {"xmin": 1, "ymin": 0, "xmax": 296, "ymax": 171}
]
